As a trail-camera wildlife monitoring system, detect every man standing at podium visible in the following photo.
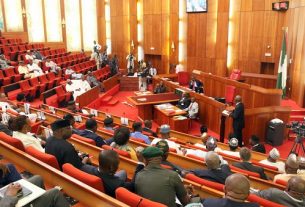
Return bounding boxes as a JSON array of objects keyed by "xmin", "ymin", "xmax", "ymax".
[{"xmin": 229, "ymin": 95, "xmax": 245, "ymax": 147}]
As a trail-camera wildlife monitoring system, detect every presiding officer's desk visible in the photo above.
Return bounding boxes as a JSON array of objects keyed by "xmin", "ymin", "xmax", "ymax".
[{"xmin": 153, "ymin": 72, "xmax": 291, "ymax": 146}]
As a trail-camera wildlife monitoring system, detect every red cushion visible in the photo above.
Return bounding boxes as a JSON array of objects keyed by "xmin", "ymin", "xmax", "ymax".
[
  {"xmin": 230, "ymin": 165, "xmax": 260, "ymax": 178},
  {"xmin": 62, "ymin": 163, "xmax": 104, "ymax": 192},
  {"xmin": 72, "ymin": 134, "xmax": 96, "ymax": 145},
  {"xmin": 275, "ymin": 179, "xmax": 287, "ymax": 186},
  {"xmin": 45, "ymin": 95, "xmax": 59, "ymax": 107},
  {"xmin": 185, "ymin": 173, "xmax": 224, "ymax": 191},
  {"xmin": 0, "ymin": 132, "xmax": 25, "ymax": 151},
  {"xmin": 247, "ymin": 194, "xmax": 286, "ymax": 207},
  {"xmin": 115, "ymin": 187, "xmax": 166, "ymax": 207},
  {"xmin": 102, "ymin": 145, "xmax": 131, "ymax": 158},
  {"xmin": 25, "ymin": 146, "xmax": 60, "ymax": 170}
]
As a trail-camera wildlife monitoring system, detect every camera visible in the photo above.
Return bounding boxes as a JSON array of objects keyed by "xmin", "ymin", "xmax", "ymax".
[{"xmin": 286, "ymin": 121, "xmax": 305, "ymax": 137}]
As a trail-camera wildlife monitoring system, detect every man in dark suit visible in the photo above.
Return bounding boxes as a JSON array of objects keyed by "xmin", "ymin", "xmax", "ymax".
[
  {"xmin": 202, "ymin": 173, "xmax": 259, "ymax": 207},
  {"xmin": 189, "ymin": 76, "xmax": 204, "ymax": 93},
  {"xmin": 188, "ymin": 151, "xmax": 232, "ymax": 184},
  {"xmin": 229, "ymin": 95, "xmax": 245, "ymax": 147},
  {"xmin": 153, "ymin": 81, "xmax": 166, "ymax": 94},
  {"xmin": 233, "ymin": 147, "xmax": 268, "ymax": 180},
  {"xmin": 78, "ymin": 118, "xmax": 106, "ymax": 147},
  {"xmin": 177, "ymin": 92, "xmax": 191, "ymax": 110},
  {"xmin": 142, "ymin": 120, "xmax": 158, "ymax": 137}
]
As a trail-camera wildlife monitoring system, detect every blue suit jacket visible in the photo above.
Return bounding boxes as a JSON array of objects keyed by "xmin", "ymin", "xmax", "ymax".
[{"xmin": 78, "ymin": 129, "xmax": 106, "ymax": 147}]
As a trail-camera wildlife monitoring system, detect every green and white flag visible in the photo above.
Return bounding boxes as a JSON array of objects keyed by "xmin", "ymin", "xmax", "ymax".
[{"xmin": 276, "ymin": 31, "xmax": 288, "ymax": 98}]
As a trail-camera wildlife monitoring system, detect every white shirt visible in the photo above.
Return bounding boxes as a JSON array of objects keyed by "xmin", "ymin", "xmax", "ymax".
[
  {"xmin": 184, "ymin": 101, "xmax": 199, "ymax": 117},
  {"xmin": 259, "ymin": 159, "xmax": 285, "ymax": 173},
  {"xmin": 27, "ymin": 63, "xmax": 43, "ymax": 77},
  {"xmin": 185, "ymin": 148, "xmax": 228, "ymax": 165},
  {"xmin": 66, "ymin": 80, "xmax": 91, "ymax": 100},
  {"xmin": 149, "ymin": 67, "xmax": 157, "ymax": 76},
  {"xmin": 25, "ymin": 54, "xmax": 34, "ymax": 60},
  {"xmin": 13, "ymin": 131, "xmax": 44, "ymax": 152},
  {"xmin": 221, "ymin": 150, "xmax": 240, "ymax": 158},
  {"xmin": 65, "ymin": 68, "xmax": 75, "ymax": 75},
  {"xmin": 175, "ymin": 64, "xmax": 184, "ymax": 73}
]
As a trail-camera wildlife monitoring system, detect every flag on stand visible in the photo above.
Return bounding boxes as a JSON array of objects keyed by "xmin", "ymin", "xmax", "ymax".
[{"xmin": 276, "ymin": 30, "xmax": 288, "ymax": 98}]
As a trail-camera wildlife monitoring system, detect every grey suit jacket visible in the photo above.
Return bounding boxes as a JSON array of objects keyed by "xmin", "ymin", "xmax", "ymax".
[
  {"xmin": 0, "ymin": 196, "xmax": 18, "ymax": 207},
  {"xmin": 256, "ymin": 188, "xmax": 305, "ymax": 207}
]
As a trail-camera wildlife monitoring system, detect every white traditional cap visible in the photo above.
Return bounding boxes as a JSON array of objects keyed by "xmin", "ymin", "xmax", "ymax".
[
  {"xmin": 269, "ymin": 148, "xmax": 280, "ymax": 160},
  {"xmin": 160, "ymin": 124, "xmax": 170, "ymax": 134}
]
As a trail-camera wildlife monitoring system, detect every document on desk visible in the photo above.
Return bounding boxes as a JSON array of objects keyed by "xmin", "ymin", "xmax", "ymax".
[
  {"xmin": 137, "ymin": 98, "xmax": 147, "ymax": 102},
  {"xmin": 222, "ymin": 110, "xmax": 231, "ymax": 116},
  {"xmin": 0, "ymin": 179, "xmax": 46, "ymax": 207}
]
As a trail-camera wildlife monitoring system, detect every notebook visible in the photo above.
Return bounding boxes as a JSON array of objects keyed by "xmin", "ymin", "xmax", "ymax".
[{"xmin": 0, "ymin": 179, "xmax": 45, "ymax": 207}]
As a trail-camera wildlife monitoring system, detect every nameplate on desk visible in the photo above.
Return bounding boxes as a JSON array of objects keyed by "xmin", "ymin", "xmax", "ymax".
[{"xmin": 137, "ymin": 98, "xmax": 147, "ymax": 102}]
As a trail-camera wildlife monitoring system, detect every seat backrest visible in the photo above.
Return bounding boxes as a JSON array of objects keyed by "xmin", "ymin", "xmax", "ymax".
[
  {"xmin": 247, "ymin": 194, "xmax": 286, "ymax": 207},
  {"xmin": 19, "ymin": 80, "xmax": 31, "ymax": 89},
  {"xmin": 102, "ymin": 145, "xmax": 131, "ymax": 158},
  {"xmin": 115, "ymin": 187, "xmax": 166, "ymax": 207},
  {"xmin": 177, "ymin": 71, "xmax": 190, "ymax": 85},
  {"xmin": 229, "ymin": 69, "xmax": 241, "ymax": 80},
  {"xmin": 30, "ymin": 77, "xmax": 39, "ymax": 85},
  {"xmin": 275, "ymin": 179, "xmax": 287, "ymax": 186},
  {"xmin": 225, "ymin": 85, "xmax": 236, "ymax": 104},
  {"xmin": 230, "ymin": 165, "xmax": 260, "ymax": 178},
  {"xmin": 25, "ymin": 146, "xmax": 60, "ymax": 170},
  {"xmin": 185, "ymin": 173, "xmax": 224, "ymax": 191},
  {"xmin": 55, "ymin": 86, "xmax": 66, "ymax": 96},
  {"xmin": 71, "ymin": 134, "xmax": 96, "ymax": 145},
  {"xmin": 0, "ymin": 132, "xmax": 25, "ymax": 151},
  {"xmin": 62, "ymin": 163, "xmax": 104, "ymax": 192},
  {"xmin": 4, "ymin": 68, "xmax": 14, "ymax": 76}
]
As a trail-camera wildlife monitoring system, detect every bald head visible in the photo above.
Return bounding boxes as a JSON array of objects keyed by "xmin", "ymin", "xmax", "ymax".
[
  {"xmin": 225, "ymin": 174, "xmax": 250, "ymax": 201},
  {"xmin": 285, "ymin": 154, "xmax": 299, "ymax": 174},
  {"xmin": 98, "ymin": 150, "xmax": 119, "ymax": 174},
  {"xmin": 287, "ymin": 176, "xmax": 305, "ymax": 200},
  {"xmin": 205, "ymin": 151, "xmax": 220, "ymax": 169},
  {"xmin": 234, "ymin": 95, "xmax": 242, "ymax": 103}
]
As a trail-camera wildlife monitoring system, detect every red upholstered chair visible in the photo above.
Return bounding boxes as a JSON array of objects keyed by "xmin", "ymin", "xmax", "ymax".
[
  {"xmin": 0, "ymin": 70, "xmax": 12, "ymax": 86},
  {"xmin": 102, "ymin": 145, "xmax": 131, "ymax": 158},
  {"xmin": 30, "ymin": 77, "xmax": 47, "ymax": 93},
  {"xmin": 47, "ymin": 72, "xmax": 61, "ymax": 85},
  {"xmin": 4, "ymin": 67, "xmax": 22, "ymax": 82},
  {"xmin": 19, "ymin": 80, "xmax": 37, "ymax": 98},
  {"xmin": 225, "ymin": 85, "xmax": 236, "ymax": 105},
  {"xmin": 229, "ymin": 69, "xmax": 241, "ymax": 80},
  {"xmin": 0, "ymin": 132, "xmax": 25, "ymax": 151},
  {"xmin": 44, "ymin": 95, "xmax": 59, "ymax": 107},
  {"xmin": 275, "ymin": 179, "xmax": 287, "ymax": 186},
  {"xmin": 185, "ymin": 173, "xmax": 224, "ymax": 191},
  {"xmin": 230, "ymin": 165, "xmax": 260, "ymax": 178},
  {"xmin": 38, "ymin": 74, "xmax": 54, "ymax": 90},
  {"xmin": 247, "ymin": 194, "xmax": 286, "ymax": 207},
  {"xmin": 62, "ymin": 163, "xmax": 105, "ymax": 192},
  {"xmin": 25, "ymin": 146, "xmax": 60, "ymax": 170},
  {"xmin": 71, "ymin": 134, "xmax": 96, "ymax": 145},
  {"xmin": 115, "ymin": 187, "xmax": 166, "ymax": 207},
  {"xmin": 177, "ymin": 71, "xmax": 190, "ymax": 86},
  {"xmin": 55, "ymin": 86, "xmax": 72, "ymax": 106}
]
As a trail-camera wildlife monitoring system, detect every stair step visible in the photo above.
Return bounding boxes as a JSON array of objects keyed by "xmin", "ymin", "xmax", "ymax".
[{"xmin": 290, "ymin": 110, "xmax": 305, "ymax": 116}]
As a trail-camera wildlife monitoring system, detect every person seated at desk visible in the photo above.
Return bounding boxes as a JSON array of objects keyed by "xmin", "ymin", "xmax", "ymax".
[
  {"xmin": 187, "ymin": 151, "xmax": 232, "ymax": 185},
  {"xmin": 18, "ymin": 61, "xmax": 35, "ymax": 79},
  {"xmin": 86, "ymin": 71, "xmax": 101, "ymax": 88},
  {"xmin": 45, "ymin": 119, "xmax": 96, "ymax": 173},
  {"xmin": 221, "ymin": 137, "xmax": 240, "ymax": 158},
  {"xmin": 177, "ymin": 92, "xmax": 191, "ymax": 110},
  {"xmin": 142, "ymin": 120, "xmax": 157, "ymax": 137},
  {"xmin": 201, "ymin": 174, "xmax": 259, "ymax": 207},
  {"xmin": 130, "ymin": 122, "xmax": 151, "ymax": 144},
  {"xmin": 273, "ymin": 154, "xmax": 305, "ymax": 182},
  {"xmin": 65, "ymin": 77, "xmax": 91, "ymax": 100},
  {"xmin": 65, "ymin": 67, "xmax": 82, "ymax": 79},
  {"xmin": 104, "ymin": 117, "xmax": 115, "ymax": 132},
  {"xmin": 189, "ymin": 76, "xmax": 204, "ymax": 93},
  {"xmin": 63, "ymin": 113, "xmax": 82, "ymax": 134},
  {"xmin": 233, "ymin": 147, "xmax": 268, "ymax": 180},
  {"xmin": 153, "ymin": 81, "xmax": 166, "ymax": 94},
  {"xmin": 0, "ymin": 55, "xmax": 14, "ymax": 69},
  {"xmin": 184, "ymin": 97, "xmax": 199, "ymax": 119},
  {"xmin": 259, "ymin": 148, "xmax": 285, "ymax": 173},
  {"xmin": 156, "ymin": 140, "xmax": 183, "ymax": 175},
  {"xmin": 10, "ymin": 115, "xmax": 44, "ymax": 152},
  {"xmin": 151, "ymin": 124, "xmax": 182, "ymax": 154},
  {"xmin": 27, "ymin": 59, "xmax": 43, "ymax": 77},
  {"xmin": 45, "ymin": 59, "xmax": 60, "ymax": 74},
  {"xmin": 254, "ymin": 176, "xmax": 305, "ymax": 207},
  {"xmin": 78, "ymin": 118, "xmax": 106, "ymax": 147},
  {"xmin": 250, "ymin": 135, "xmax": 266, "ymax": 154},
  {"xmin": 110, "ymin": 127, "xmax": 137, "ymax": 160},
  {"xmin": 0, "ymin": 163, "xmax": 70, "ymax": 207}
]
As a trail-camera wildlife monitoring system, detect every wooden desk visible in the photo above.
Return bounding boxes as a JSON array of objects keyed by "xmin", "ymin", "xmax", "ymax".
[
  {"xmin": 76, "ymin": 86, "xmax": 99, "ymax": 108},
  {"xmin": 127, "ymin": 92, "xmax": 180, "ymax": 120},
  {"xmin": 154, "ymin": 103, "xmax": 189, "ymax": 133}
]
